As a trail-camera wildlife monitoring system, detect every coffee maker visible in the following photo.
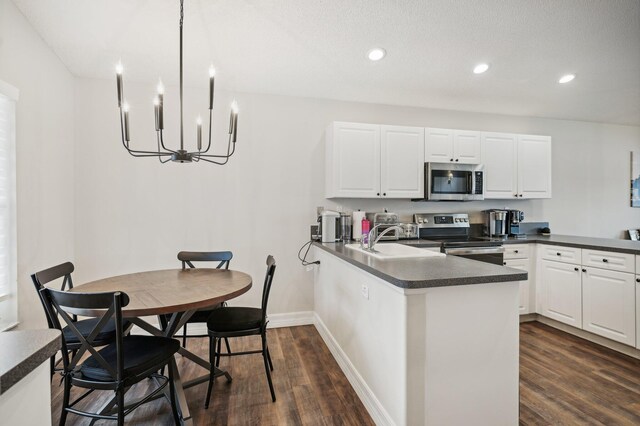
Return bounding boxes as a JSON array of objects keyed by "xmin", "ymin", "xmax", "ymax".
[
  {"xmin": 484, "ymin": 209, "xmax": 508, "ymax": 238},
  {"xmin": 506, "ymin": 209, "xmax": 525, "ymax": 238}
]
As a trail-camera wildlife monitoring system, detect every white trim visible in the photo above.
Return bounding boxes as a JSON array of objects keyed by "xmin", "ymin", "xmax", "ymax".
[
  {"xmin": 0, "ymin": 80, "xmax": 19, "ymax": 101},
  {"xmin": 313, "ymin": 312, "xmax": 396, "ymax": 426},
  {"xmin": 0, "ymin": 321, "xmax": 18, "ymax": 332}
]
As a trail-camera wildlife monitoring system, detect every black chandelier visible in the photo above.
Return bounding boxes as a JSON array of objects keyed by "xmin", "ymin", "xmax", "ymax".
[{"xmin": 115, "ymin": 0, "xmax": 238, "ymax": 164}]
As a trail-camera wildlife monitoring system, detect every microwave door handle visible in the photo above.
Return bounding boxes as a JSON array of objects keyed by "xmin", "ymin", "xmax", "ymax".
[{"xmin": 468, "ymin": 172, "xmax": 473, "ymax": 195}]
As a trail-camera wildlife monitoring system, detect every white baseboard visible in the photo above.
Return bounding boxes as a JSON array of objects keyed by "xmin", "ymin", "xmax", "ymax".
[
  {"xmin": 312, "ymin": 313, "xmax": 395, "ymax": 426},
  {"xmin": 130, "ymin": 311, "xmax": 315, "ymax": 336}
]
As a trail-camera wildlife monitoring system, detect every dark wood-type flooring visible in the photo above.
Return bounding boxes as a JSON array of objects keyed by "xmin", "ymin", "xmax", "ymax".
[
  {"xmin": 520, "ymin": 322, "xmax": 640, "ymax": 425},
  {"xmin": 51, "ymin": 323, "xmax": 640, "ymax": 425}
]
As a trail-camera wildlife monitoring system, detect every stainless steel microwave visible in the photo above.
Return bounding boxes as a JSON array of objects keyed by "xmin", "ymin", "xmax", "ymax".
[{"xmin": 425, "ymin": 163, "xmax": 485, "ymax": 201}]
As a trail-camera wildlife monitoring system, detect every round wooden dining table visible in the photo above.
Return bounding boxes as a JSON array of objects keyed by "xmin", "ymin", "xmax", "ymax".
[{"xmin": 70, "ymin": 268, "xmax": 252, "ymax": 425}]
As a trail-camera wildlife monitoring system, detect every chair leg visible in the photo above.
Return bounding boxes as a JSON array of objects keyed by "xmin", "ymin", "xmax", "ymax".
[
  {"xmin": 182, "ymin": 323, "xmax": 187, "ymax": 347},
  {"xmin": 168, "ymin": 364, "xmax": 181, "ymax": 425},
  {"xmin": 224, "ymin": 337, "xmax": 232, "ymax": 354},
  {"xmin": 215, "ymin": 338, "xmax": 222, "ymax": 368},
  {"xmin": 58, "ymin": 374, "xmax": 71, "ymax": 426},
  {"xmin": 266, "ymin": 346, "xmax": 274, "ymax": 372},
  {"xmin": 50, "ymin": 356, "xmax": 55, "ymax": 379},
  {"xmin": 204, "ymin": 337, "xmax": 216, "ymax": 409},
  {"xmin": 261, "ymin": 333, "xmax": 276, "ymax": 402},
  {"xmin": 116, "ymin": 387, "xmax": 125, "ymax": 426}
]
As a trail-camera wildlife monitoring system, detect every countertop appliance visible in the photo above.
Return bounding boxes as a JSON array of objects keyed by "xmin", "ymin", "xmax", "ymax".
[
  {"xmin": 484, "ymin": 209, "xmax": 508, "ymax": 238},
  {"xmin": 424, "ymin": 163, "xmax": 484, "ymax": 201},
  {"xmin": 506, "ymin": 209, "xmax": 525, "ymax": 238},
  {"xmin": 398, "ymin": 223, "xmax": 419, "ymax": 239},
  {"xmin": 319, "ymin": 210, "xmax": 340, "ymax": 242},
  {"xmin": 366, "ymin": 212, "xmax": 400, "ymax": 241},
  {"xmin": 414, "ymin": 213, "xmax": 505, "ymax": 265}
]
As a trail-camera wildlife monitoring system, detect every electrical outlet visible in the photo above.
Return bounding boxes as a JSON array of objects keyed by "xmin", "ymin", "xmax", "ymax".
[{"xmin": 361, "ymin": 284, "xmax": 369, "ymax": 300}]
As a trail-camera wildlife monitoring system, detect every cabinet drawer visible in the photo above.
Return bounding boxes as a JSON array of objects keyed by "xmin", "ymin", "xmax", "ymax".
[
  {"xmin": 540, "ymin": 245, "xmax": 581, "ymax": 264},
  {"xmin": 504, "ymin": 244, "xmax": 530, "ymax": 259},
  {"xmin": 582, "ymin": 249, "xmax": 635, "ymax": 273}
]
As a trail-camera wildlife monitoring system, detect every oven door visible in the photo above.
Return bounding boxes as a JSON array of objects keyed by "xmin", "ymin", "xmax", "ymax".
[
  {"xmin": 425, "ymin": 163, "xmax": 484, "ymax": 201},
  {"xmin": 444, "ymin": 246, "xmax": 505, "ymax": 265}
]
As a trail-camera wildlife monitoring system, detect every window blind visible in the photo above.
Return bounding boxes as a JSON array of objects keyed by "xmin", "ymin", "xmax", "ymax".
[{"xmin": 0, "ymin": 93, "xmax": 17, "ymax": 331}]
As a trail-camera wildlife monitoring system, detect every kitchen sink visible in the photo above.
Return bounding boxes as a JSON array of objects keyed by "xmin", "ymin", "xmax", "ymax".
[{"xmin": 345, "ymin": 243, "xmax": 445, "ymax": 260}]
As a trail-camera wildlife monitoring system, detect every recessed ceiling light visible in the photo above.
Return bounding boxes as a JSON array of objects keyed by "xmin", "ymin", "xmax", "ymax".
[
  {"xmin": 473, "ymin": 63, "xmax": 490, "ymax": 74},
  {"xmin": 558, "ymin": 74, "xmax": 576, "ymax": 84},
  {"xmin": 368, "ymin": 48, "xmax": 386, "ymax": 61}
]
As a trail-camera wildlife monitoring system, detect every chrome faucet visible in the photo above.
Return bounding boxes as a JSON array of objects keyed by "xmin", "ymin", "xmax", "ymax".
[{"xmin": 361, "ymin": 225, "xmax": 404, "ymax": 251}]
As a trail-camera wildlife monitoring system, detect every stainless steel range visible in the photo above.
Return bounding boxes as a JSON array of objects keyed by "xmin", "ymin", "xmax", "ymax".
[{"xmin": 414, "ymin": 213, "xmax": 505, "ymax": 265}]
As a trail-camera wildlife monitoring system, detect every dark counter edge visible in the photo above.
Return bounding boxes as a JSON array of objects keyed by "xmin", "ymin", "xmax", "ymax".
[
  {"xmin": 0, "ymin": 329, "xmax": 62, "ymax": 395},
  {"xmin": 313, "ymin": 242, "xmax": 527, "ymax": 289},
  {"xmin": 495, "ymin": 235, "xmax": 640, "ymax": 255}
]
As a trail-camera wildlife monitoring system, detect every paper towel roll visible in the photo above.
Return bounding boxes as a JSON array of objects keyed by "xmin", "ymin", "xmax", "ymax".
[{"xmin": 352, "ymin": 211, "xmax": 367, "ymax": 241}]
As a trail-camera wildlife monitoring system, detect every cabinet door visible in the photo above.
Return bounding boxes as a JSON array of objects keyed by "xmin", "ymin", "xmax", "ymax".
[
  {"xmin": 504, "ymin": 259, "xmax": 530, "ymax": 314},
  {"xmin": 636, "ymin": 275, "xmax": 640, "ymax": 350},
  {"xmin": 517, "ymin": 135, "xmax": 552, "ymax": 199},
  {"xmin": 453, "ymin": 130, "xmax": 482, "ymax": 164},
  {"xmin": 380, "ymin": 126, "xmax": 424, "ymax": 198},
  {"xmin": 425, "ymin": 128, "xmax": 454, "ymax": 163},
  {"xmin": 540, "ymin": 260, "xmax": 582, "ymax": 327},
  {"xmin": 481, "ymin": 132, "xmax": 518, "ymax": 199},
  {"xmin": 327, "ymin": 122, "xmax": 380, "ymax": 198},
  {"xmin": 583, "ymin": 268, "xmax": 636, "ymax": 346}
]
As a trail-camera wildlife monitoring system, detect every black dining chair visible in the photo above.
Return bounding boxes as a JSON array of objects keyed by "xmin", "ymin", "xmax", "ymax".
[
  {"xmin": 31, "ymin": 262, "xmax": 131, "ymax": 378},
  {"xmin": 40, "ymin": 287, "xmax": 182, "ymax": 426},
  {"xmin": 168, "ymin": 251, "xmax": 233, "ymax": 351},
  {"xmin": 204, "ymin": 255, "xmax": 277, "ymax": 408}
]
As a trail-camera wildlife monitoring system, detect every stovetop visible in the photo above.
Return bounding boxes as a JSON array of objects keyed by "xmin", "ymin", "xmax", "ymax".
[{"xmin": 418, "ymin": 236, "xmax": 504, "ymax": 248}]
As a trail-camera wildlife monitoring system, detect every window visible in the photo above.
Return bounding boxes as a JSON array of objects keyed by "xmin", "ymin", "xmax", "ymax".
[{"xmin": 0, "ymin": 80, "xmax": 18, "ymax": 331}]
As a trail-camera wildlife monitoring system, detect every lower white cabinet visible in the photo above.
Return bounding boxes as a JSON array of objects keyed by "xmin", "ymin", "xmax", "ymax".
[
  {"xmin": 505, "ymin": 258, "xmax": 531, "ymax": 314},
  {"xmin": 539, "ymin": 260, "xmax": 582, "ymax": 327},
  {"xmin": 582, "ymin": 268, "xmax": 636, "ymax": 346},
  {"xmin": 636, "ymin": 275, "xmax": 640, "ymax": 350}
]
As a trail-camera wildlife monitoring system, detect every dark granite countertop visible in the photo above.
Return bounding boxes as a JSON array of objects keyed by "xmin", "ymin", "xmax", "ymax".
[
  {"xmin": 314, "ymin": 242, "xmax": 527, "ymax": 289},
  {"xmin": 0, "ymin": 329, "xmax": 61, "ymax": 395},
  {"xmin": 482, "ymin": 234, "xmax": 640, "ymax": 254}
]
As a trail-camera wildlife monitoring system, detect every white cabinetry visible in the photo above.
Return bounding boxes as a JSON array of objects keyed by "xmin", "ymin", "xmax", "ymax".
[
  {"xmin": 517, "ymin": 135, "xmax": 552, "ymax": 199},
  {"xmin": 539, "ymin": 260, "xmax": 582, "ymax": 327},
  {"xmin": 425, "ymin": 128, "xmax": 481, "ymax": 164},
  {"xmin": 326, "ymin": 122, "xmax": 380, "ymax": 198},
  {"xmin": 380, "ymin": 125, "xmax": 425, "ymax": 198},
  {"xmin": 326, "ymin": 122, "xmax": 423, "ymax": 198},
  {"xmin": 482, "ymin": 132, "xmax": 552, "ymax": 199},
  {"xmin": 481, "ymin": 132, "xmax": 518, "ymax": 199},
  {"xmin": 504, "ymin": 244, "xmax": 532, "ymax": 314},
  {"xmin": 582, "ymin": 267, "xmax": 636, "ymax": 346}
]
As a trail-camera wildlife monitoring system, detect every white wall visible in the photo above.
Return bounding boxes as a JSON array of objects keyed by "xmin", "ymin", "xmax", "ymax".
[
  {"xmin": 74, "ymin": 77, "xmax": 640, "ymax": 315},
  {"xmin": 0, "ymin": 0, "xmax": 75, "ymax": 329}
]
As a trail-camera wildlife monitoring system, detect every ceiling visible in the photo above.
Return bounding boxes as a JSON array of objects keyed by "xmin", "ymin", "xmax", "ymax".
[{"xmin": 12, "ymin": 0, "xmax": 640, "ymax": 125}]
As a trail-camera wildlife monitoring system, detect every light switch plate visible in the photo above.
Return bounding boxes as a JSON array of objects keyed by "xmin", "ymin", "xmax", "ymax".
[{"xmin": 361, "ymin": 284, "xmax": 369, "ymax": 300}]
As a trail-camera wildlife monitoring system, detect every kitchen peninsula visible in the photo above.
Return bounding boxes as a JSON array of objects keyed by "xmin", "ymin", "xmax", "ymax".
[{"xmin": 312, "ymin": 242, "xmax": 527, "ymax": 426}]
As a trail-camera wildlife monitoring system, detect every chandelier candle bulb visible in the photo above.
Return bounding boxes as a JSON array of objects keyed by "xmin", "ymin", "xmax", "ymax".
[{"xmin": 158, "ymin": 93, "xmax": 164, "ymax": 130}]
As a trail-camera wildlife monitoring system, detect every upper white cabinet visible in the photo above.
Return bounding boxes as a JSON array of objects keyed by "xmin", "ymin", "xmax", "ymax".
[
  {"xmin": 482, "ymin": 133, "xmax": 552, "ymax": 199},
  {"xmin": 425, "ymin": 128, "xmax": 481, "ymax": 164},
  {"xmin": 380, "ymin": 126, "xmax": 425, "ymax": 198},
  {"xmin": 481, "ymin": 133, "xmax": 518, "ymax": 199},
  {"xmin": 326, "ymin": 122, "xmax": 424, "ymax": 198},
  {"xmin": 326, "ymin": 122, "xmax": 380, "ymax": 198},
  {"xmin": 517, "ymin": 135, "xmax": 552, "ymax": 199}
]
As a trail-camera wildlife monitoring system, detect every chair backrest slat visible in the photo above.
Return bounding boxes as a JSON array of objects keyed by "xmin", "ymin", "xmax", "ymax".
[
  {"xmin": 41, "ymin": 288, "xmax": 129, "ymax": 382},
  {"xmin": 31, "ymin": 261, "xmax": 77, "ymax": 327},
  {"xmin": 177, "ymin": 251, "xmax": 233, "ymax": 270},
  {"xmin": 261, "ymin": 255, "xmax": 277, "ymax": 324}
]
